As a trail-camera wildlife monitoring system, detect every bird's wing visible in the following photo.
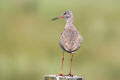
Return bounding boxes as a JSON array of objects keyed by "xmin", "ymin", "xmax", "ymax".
[
  {"xmin": 60, "ymin": 29, "xmax": 71, "ymax": 52},
  {"xmin": 71, "ymin": 31, "xmax": 82, "ymax": 51}
]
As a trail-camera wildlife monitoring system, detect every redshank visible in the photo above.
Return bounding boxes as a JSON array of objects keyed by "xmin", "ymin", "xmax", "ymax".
[{"xmin": 52, "ymin": 10, "xmax": 83, "ymax": 76}]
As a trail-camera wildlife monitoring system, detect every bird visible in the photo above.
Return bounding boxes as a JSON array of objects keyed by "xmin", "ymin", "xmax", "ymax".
[{"xmin": 52, "ymin": 10, "xmax": 83, "ymax": 76}]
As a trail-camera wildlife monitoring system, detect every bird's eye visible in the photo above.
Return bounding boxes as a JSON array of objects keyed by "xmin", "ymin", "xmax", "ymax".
[{"xmin": 64, "ymin": 12, "xmax": 66, "ymax": 15}]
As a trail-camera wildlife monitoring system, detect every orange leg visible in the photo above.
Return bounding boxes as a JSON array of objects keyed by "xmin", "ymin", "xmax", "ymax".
[
  {"xmin": 68, "ymin": 54, "xmax": 74, "ymax": 76},
  {"xmin": 58, "ymin": 51, "xmax": 64, "ymax": 76}
]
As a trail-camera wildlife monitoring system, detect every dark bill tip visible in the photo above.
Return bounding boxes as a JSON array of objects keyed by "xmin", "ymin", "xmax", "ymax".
[{"xmin": 52, "ymin": 17, "xmax": 59, "ymax": 21}]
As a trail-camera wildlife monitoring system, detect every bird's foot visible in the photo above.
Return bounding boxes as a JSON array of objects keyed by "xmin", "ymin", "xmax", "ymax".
[
  {"xmin": 66, "ymin": 73, "xmax": 73, "ymax": 77},
  {"xmin": 57, "ymin": 73, "xmax": 64, "ymax": 76}
]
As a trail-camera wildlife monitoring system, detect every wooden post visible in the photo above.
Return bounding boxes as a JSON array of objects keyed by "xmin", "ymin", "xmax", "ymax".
[{"xmin": 44, "ymin": 75, "xmax": 83, "ymax": 80}]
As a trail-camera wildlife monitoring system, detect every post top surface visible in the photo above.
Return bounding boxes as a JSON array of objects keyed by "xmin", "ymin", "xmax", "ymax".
[{"xmin": 44, "ymin": 75, "xmax": 83, "ymax": 78}]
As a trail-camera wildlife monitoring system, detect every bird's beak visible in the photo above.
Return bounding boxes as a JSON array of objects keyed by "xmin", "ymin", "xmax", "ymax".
[{"xmin": 52, "ymin": 15, "xmax": 64, "ymax": 21}]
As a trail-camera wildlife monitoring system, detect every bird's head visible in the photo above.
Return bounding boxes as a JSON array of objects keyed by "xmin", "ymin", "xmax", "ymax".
[{"xmin": 52, "ymin": 10, "xmax": 73, "ymax": 21}]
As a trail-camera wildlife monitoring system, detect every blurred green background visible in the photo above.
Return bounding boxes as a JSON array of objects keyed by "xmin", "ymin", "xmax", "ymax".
[{"xmin": 0, "ymin": 0, "xmax": 120, "ymax": 80}]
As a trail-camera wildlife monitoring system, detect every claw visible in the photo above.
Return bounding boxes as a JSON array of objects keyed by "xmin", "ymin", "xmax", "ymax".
[
  {"xmin": 57, "ymin": 73, "xmax": 64, "ymax": 76},
  {"xmin": 66, "ymin": 73, "xmax": 73, "ymax": 77}
]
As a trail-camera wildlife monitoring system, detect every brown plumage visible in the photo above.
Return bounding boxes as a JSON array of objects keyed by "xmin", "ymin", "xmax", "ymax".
[
  {"xmin": 52, "ymin": 10, "xmax": 82, "ymax": 76},
  {"xmin": 60, "ymin": 23, "xmax": 82, "ymax": 53}
]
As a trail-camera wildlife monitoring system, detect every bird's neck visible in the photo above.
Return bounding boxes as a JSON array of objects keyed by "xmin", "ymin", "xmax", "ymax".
[
  {"xmin": 65, "ymin": 19, "xmax": 74, "ymax": 29},
  {"xmin": 66, "ymin": 17, "xmax": 73, "ymax": 24}
]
